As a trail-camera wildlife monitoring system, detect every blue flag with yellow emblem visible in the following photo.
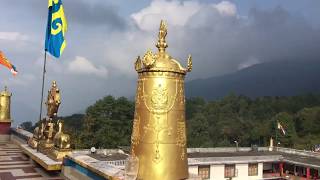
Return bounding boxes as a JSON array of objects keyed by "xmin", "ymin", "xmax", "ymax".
[{"xmin": 45, "ymin": 0, "xmax": 67, "ymax": 58}]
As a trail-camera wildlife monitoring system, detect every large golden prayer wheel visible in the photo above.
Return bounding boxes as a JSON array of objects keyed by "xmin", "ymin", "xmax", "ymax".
[
  {"xmin": 0, "ymin": 86, "xmax": 12, "ymax": 123},
  {"xmin": 131, "ymin": 20, "xmax": 192, "ymax": 180}
]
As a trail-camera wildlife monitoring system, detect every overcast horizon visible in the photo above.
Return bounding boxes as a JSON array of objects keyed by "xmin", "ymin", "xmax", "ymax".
[{"xmin": 1, "ymin": 0, "xmax": 320, "ymax": 125}]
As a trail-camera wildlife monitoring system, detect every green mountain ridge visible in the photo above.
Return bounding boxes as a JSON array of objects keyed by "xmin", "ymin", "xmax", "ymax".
[{"xmin": 186, "ymin": 60, "xmax": 320, "ymax": 99}]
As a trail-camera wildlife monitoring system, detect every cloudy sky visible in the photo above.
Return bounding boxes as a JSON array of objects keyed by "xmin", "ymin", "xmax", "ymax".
[{"xmin": 0, "ymin": 0, "xmax": 320, "ymax": 125}]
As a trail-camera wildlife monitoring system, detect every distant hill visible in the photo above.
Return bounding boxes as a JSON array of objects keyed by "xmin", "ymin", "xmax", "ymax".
[{"xmin": 186, "ymin": 60, "xmax": 320, "ymax": 99}]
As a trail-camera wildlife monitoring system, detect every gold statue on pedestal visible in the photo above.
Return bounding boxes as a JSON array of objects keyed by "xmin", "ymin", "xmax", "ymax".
[
  {"xmin": 28, "ymin": 123, "xmax": 44, "ymax": 149},
  {"xmin": 38, "ymin": 81, "xmax": 61, "ymax": 154},
  {"xmin": 47, "ymin": 120, "xmax": 71, "ymax": 161},
  {"xmin": 131, "ymin": 20, "xmax": 191, "ymax": 180},
  {"xmin": 46, "ymin": 81, "xmax": 61, "ymax": 118}
]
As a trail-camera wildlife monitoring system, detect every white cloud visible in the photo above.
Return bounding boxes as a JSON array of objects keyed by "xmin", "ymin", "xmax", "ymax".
[
  {"xmin": 212, "ymin": 1, "xmax": 237, "ymax": 16},
  {"xmin": 0, "ymin": 32, "xmax": 29, "ymax": 41},
  {"xmin": 131, "ymin": 0, "xmax": 201, "ymax": 31},
  {"xmin": 1, "ymin": 73, "xmax": 36, "ymax": 86},
  {"xmin": 67, "ymin": 56, "xmax": 108, "ymax": 78},
  {"xmin": 131, "ymin": 0, "xmax": 237, "ymax": 31},
  {"xmin": 238, "ymin": 57, "xmax": 260, "ymax": 70}
]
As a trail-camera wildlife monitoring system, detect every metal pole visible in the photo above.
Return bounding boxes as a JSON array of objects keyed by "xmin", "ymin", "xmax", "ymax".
[
  {"xmin": 275, "ymin": 120, "xmax": 278, "ymax": 150},
  {"xmin": 234, "ymin": 140, "xmax": 239, "ymax": 151},
  {"xmin": 37, "ymin": 51, "xmax": 47, "ymax": 152}
]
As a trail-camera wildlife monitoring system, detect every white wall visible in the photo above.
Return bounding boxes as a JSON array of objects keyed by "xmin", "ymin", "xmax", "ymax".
[
  {"xmin": 234, "ymin": 163, "xmax": 248, "ymax": 180},
  {"xmin": 211, "ymin": 164, "xmax": 225, "ymax": 180},
  {"xmin": 258, "ymin": 163, "xmax": 263, "ymax": 178},
  {"xmin": 189, "ymin": 163, "xmax": 264, "ymax": 180},
  {"xmin": 189, "ymin": 165, "xmax": 198, "ymax": 176}
]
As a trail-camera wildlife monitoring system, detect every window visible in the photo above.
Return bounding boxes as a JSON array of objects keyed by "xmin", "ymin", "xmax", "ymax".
[
  {"xmin": 225, "ymin": 164, "xmax": 236, "ymax": 178},
  {"xmin": 198, "ymin": 165, "xmax": 210, "ymax": 179},
  {"xmin": 248, "ymin": 163, "xmax": 258, "ymax": 176}
]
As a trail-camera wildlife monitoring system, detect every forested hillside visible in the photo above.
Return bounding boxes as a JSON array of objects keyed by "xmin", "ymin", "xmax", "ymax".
[
  {"xmin": 186, "ymin": 60, "xmax": 320, "ymax": 99},
  {"xmin": 21, "ymin": 94, "xmax": 320, "ymax": 150}
]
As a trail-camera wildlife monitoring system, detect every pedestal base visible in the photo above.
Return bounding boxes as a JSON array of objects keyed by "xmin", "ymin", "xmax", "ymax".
[
  {"xmin": 20, "ymin": 144, "xmax": 62, "ymax": 171},
  {"xmin": 38, "ymin": 140, "xmax": 54, "ymax": 154},
  {"xmin": 47, "ymin": 147, "xmax": 71, "ymax": 161},
  {"xmin": 0, "ymin": 122, "xmax": 11, "ymax": 135},
  {"xmin": 28, "ymin": 137, "xmax": 39, "ymax": 149}
]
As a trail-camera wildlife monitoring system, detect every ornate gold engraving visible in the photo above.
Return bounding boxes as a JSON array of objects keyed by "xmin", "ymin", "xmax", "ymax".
[
  {"xmin": 176, "ymin": 120, "xmax": 187, "ymax": 160},
  {"xmin": 143, "ymin": 50, "xmax": 156, "ymax": 68},
  {"xmin": 134, "ymin": 56, "xmax": 142, "ymax": 71},
  {"xmin": 187, "ymin": 54, "xmax": 192, "ymax": 72},
  {"xmin": 151, "ymin": 84, "xmax": 168, "ymax": 110},
  {"xmin": 131, "ymin": 113, "xmax": 140, "ymax": 145}
]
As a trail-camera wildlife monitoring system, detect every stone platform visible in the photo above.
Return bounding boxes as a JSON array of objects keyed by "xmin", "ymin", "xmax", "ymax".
[
  {"xmin": 64, "ymin": 151, "xmax": 125, "ymax": 180},
  {"xmin": 0, "ymin": 142, "xmax": 64, "ymax": 180},
  {"xmin": 20, "ymin": 144, "xmax": 62, "ymax": 171}
]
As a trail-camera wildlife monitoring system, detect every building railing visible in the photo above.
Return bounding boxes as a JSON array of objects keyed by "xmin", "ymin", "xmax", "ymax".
[
  {"xmin": 104, "ymin": 160, "xmax": 126, "ymax": 167},
  {"xmin": 275, "ymin": 147, "xmax": 320, "ymax": 158},
  {"xmin": 187, "ymin": 147, "xmax": 269, "ymax": 153}
]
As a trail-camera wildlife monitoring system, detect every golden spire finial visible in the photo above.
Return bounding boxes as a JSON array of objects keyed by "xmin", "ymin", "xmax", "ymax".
[{"xmin": 156, "ymin": 20, "xmax": 168, "ymax": 53}]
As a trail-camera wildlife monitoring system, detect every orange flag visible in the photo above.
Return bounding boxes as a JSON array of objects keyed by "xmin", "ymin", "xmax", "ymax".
[{"xmin": 0, "ymin": 51, "xmax": 18, "ymax": 75}]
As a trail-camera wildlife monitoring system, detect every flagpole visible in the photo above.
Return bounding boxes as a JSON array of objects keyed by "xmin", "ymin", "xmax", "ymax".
[
  {"xmin": 37, "ymin": 51, "xmax": 47, "ymax": 152},
  {"xmin": 275, "ymin": 120, "xmax": 278, "ymax": 149}
]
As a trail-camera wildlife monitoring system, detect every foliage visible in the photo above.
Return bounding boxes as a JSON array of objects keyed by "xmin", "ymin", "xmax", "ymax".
[
  {"xmin": 19, "ymin": 121, "xmax": 34, "ymax": 132},
  {"xmin": 77, "ymin": 96, "xmax": 134, "ymax": 149},
  {"xmin": 19, "ymin": 93, "xmax": 320, "ymax": 150},
  {"xmin": 185, "ymin": 94, "xmax": 320, "ymax": 149}
]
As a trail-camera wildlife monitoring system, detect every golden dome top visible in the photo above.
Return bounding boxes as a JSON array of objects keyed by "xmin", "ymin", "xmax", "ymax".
[
  {"xmin": 135, "ymin": 20, "xmax": 192, "ymax": 74},
  {"xmin": 0, "ymin": 86, "xmax": 11, "ymax": 97}
]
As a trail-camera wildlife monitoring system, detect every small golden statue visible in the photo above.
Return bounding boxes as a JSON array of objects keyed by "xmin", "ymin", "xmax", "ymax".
[
  {"xmin": 35, "ymin": 81, "xmax": 63, "ymax": 154},
  {"xmin": 28, "ymin": 125, "xmax": 42, "ymax": 149},
  {"xmin": 46, "ymin": 80, "xmax": 61, "ymax": 118},
  {"xmin": 131, "ymin": 20, "xmax": 191, "ymax": 180},
  {"xmin": 28, "ymin": 119, "xmax": 46, "ymax": 149},
  {"xmin": 47, "ymin": 120, "xmax": 71, "ymax": 161}
]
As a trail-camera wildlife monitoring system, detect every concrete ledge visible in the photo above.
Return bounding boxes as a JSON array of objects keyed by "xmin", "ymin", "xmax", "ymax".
[
  {"xmin": 66, "ymin": 153, "xmax": 125, "ymax": 180},
  {"xmin": 20, "ymin": 144, "xmax": 62, "ymax": 171}
]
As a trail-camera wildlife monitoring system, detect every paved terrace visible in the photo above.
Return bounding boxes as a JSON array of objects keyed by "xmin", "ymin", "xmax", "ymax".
[{"xmin": 0, "ymin": 142, "xmax": 63, "ymax": 180}]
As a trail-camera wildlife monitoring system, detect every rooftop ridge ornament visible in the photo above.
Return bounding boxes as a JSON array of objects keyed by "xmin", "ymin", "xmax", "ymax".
[{"xmin": 156, "ymin": 20, "xmax": 168, "ymax": 53}]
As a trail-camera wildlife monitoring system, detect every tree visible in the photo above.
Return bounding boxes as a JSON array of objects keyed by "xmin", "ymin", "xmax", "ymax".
[
  {"xmin": 272, "ymin": 112, "xmax": 297, "ymax": 147},
  {"xmin": 78, "ymin": 96, "xmax": 134, "ymax": 149},
  {"xmin": 187, "ymin": 113, "xmax": 211, "ymax": 147},
  {"xmin": 46, "ymin": 93, "xmax": 320, "ymax": 150},
  {"xmin": 20, "ymin": 121, "xmax": 33, "ymax": 132}
]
